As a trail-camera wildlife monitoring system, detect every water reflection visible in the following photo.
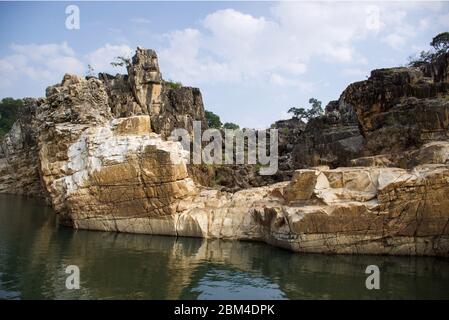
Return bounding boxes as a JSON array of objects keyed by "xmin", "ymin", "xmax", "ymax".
[{"xmin": 1, "ymin": 194, "xmax": 448, "ymax": 299}]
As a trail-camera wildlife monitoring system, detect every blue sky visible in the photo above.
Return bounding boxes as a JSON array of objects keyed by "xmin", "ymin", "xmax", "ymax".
[{"xmin": 0, "ymin": 1, "xmax": 448, "ymax": 128}]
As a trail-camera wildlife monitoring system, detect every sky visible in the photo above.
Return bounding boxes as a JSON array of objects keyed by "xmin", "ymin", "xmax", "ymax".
[{"xmin": 0, "ymin": 1, "xmax": 448, "ymax": 128}]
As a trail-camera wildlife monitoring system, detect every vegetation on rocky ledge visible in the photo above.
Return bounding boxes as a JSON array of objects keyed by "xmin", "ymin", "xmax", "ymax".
[
  {"xmin": 287, "ymin": 98, "xmax": 323, "ymax": 122},
  {"xmin": 0, "ymin": 97, "xmax": 22, "ymax": 139},
  {"xmin": 205, "ymin": 109, "xmax": 239, "ymax": 130},
  {"xmin": 408, "ymin": 31, "xmax": 449, "ymax": 67}
]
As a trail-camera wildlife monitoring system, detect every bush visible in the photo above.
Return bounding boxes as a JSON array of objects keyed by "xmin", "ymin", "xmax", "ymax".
[
  {"xmin": 223, "ymin": 122, "xmax": 240, "ymax": 130},
  {"xmin": 0, "ymin": 97, "xmax": 22, "ymax": 138},
  {"xmin": 165, "ymin": 80, "xmax": 183, "ymax": 89},
  {"xmin": 287, "ymin": 98, "xmax": 323, "ymax": 122}
]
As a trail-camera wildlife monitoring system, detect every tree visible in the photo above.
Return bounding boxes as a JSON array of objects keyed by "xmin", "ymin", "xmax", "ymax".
[
  {"xmin": 430, "ymin": 32, "xmax": 449, "ymax": 53},
  {"xmin": 287, "ymin": 98, "xmax": 323, "ymax": 121},
  {"xmin": 205, "ymin": 110, "xmax": 222, "ymax": 129},
  {"xmin": 308, "ymin": 98, "xmax": 323, "ymax": 118},
  {"xmin": 86, "ymin": 64, "xmax": 95, "ymax": 77},
  {"xmin": 223, "ymin": 122, "xmax": 240, "ymax": 130},
  {"xmin": 408, "ymin": 32, "xmax": 449, "ymax": 67},
  {"xmin": 287, "ymin": 107, "xmax": 308, "ymax": 121},
  {"xmin": 0, "ymin": 98, "xmax": 22, "ymax": 138},
  {"xmin": 111, "ymin": 56, "xmax": 131, "ymax": 68},
  {"xmin": 408, "ymin": 50, "xmax": 434, "ymax": 67}
]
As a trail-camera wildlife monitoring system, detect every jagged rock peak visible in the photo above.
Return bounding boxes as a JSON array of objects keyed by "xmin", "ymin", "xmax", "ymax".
[{"xmin": 129, "ymin": 47, "xmax": 163, "ymax": 84}]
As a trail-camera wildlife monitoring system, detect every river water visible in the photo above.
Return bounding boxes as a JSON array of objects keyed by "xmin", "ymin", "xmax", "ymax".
[{"xmin": 0, "ymin": 194, "xmax": 448, "ymax": 300}]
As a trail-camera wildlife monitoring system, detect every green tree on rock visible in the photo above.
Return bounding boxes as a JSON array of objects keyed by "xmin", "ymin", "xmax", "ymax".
[
  {"xmin": 0, "ymin": 98, "xmax": 22, "ymax": 138},
  {"xmin": 308, "ymin": 98, "xmax": 323, "ymax": 118},
  {"xmin": 287, "ymin": 107, "xmax": 308, "ymax": 122},
  {"xmin": 287, "ymin": 98, "xmax": 323, "ymax": 122},
  {"xmin": 205, "ymin": 110, "xmax": 222, "ymax": 129},
  {"xmin": 409, "ymin": 32, "xmax": 449, "ymax": 66},
  {"xmin": 431, "ymin": 32, "xmax": 449, "ymax": 53},
  {"xmin": 223, "ymin": 122, "xmax": 240, "ymax": 130}
]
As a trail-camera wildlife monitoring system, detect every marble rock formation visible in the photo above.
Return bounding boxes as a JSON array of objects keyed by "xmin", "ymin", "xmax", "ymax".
[
  {"xmin": 71, "ymin": 147, "xmax": 449, "ymax": 256},
  {"xmin": 100, "ymin": 47, "xmax": 206, "ymax": 137},
  {"xmin": 0, "ymin": 48, "xmax": 448, "ymax": 256}
]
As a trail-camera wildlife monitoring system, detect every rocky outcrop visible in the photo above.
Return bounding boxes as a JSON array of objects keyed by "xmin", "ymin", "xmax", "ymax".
[
  {"xmin": 287, "ymin": 53, "xmax": 449, "ymax": 169},
  {"xmin": 291, "ymin": 103, "xmax": 363, "ymax": 168},
  {"xmin": 100, "ymin": 47, "xmax": 206, "ymax": 138},
  {"xmin": 0, "ymin": 98, "xmax": 43, "ymax": 197},
  {"xmin": 71, "ymin": 153, "xmax": 449, "ymax": 256},
  {"xmin": 344, "ymin": 65, "xmax": 449, "ymax": 158},
  {"xmin": 350, "ymin": 141, "xmax": 449, "ymax": 169},
  {"xmin": 0, "ymin": 47, "xmax": 448, "ymax": 256},
  {"xmin": 0, "ymin": 48, "xmax": 208, "ymax": 194},
  {"xmin": 56, "ymin": 116, "xmax": 197, "ymax": 226},
  {"xmin": 33, "ymin": 70, "xmax": 199, "ymax": 226}
]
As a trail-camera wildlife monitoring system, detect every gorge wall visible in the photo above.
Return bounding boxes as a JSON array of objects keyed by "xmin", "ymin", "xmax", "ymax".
[
  {"xmin": 0, "ymin": 48, "xmax": 448, "ymax": 256},
  {"xmin": 284, "ymin": 53, "xmax": 449, "ymax": 170}
]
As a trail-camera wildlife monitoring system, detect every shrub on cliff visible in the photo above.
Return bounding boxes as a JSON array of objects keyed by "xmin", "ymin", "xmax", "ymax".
[
  {"xmin": 288, "ymin": 98, "xmax": 323, "ymax": 122},
  {"xmin": 409, "ymin": 32, "xmax": 449, "ymax": 67},
  {"xmin": 0, "ymin": 98, "xmax": 22, "ymax": 138},
  {"xmin": 431, "ymin": 32, "xmax": 449, "ymax": 53},
  {"xmin": 165, "ymin": 80, "xmax": 183, "ymax": 90}
]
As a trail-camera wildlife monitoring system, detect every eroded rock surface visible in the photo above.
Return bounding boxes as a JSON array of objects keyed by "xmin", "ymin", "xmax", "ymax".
[
  {"xmin": 288, "ymin": 53, "xmax": 449, "ymax": 169},
  {"xmin": 71, "ymin": 157, "xmax": 449, "ymax": 256},
  {"xmin": 0, "ymin": 98, "xmax": 42, "ymax": 196},
  {"xmin": 100, "ymin": 47, "xmax": 206, "ymax": 138}
]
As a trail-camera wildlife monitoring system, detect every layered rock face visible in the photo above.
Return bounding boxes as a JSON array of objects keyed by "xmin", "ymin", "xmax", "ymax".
[
  {"xmin": 291, "ymin": 100, "xmax": 363, "ymax": 168},
  {"xmin": 27, "ymin": 58, "xmax": 200, "ymax": 227},
  {"xmin": 0, "ymin": 48, "xmax": 448, "ymax": 256},
  {"xmin": 345, "ymin": 65, "xmax": 449, "ymax": 158},
  {"xmin": 71, "ymin": 149, "xmax": 449, "ymax": 256},
  {"xmin": 289, "ymin": 53, "xmax": 449, "ymax": 169},
  {"xmin": 0, "ymin": 99, "xmax": 42, "ymax": 196},
  {"xmin": 100, "ymin": 47, "xmax": 207, "ymax": 138}
]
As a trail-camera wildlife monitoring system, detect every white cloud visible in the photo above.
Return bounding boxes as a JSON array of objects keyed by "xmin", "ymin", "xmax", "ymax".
[
  {"xmin": 269, "ymin": 73, "xmax": 315, "ymax": 92},
  {"xmin": 158, "ymin": 3, "xmax": 390, "ymax": 88},
  {"xmin": 85, "ymin": 43, "xmax": 133, "ymax": 74},
  {"xmin": 383, "ymin": 33, "xmax": 407, "ymax": 49},
  {"xmin": 159, "ymin": 28, "xmax": 241, "ymax": 84},
  {"xmin": 0, "ymin": 42, "xmax": 84, "ymax": 89},
  {"xmin": 157, "ymin": 1, "xmax": 449, "ymax": 89}
]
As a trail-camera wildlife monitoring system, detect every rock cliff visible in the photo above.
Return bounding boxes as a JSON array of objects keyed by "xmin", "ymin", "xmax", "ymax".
[
  {"xmin": 100, "ymin": 47, "xmax": 207, "ymax": 138},
  {"xmin": 287, "ymin": 53, "xmax": 449, "ymax": 170},
  {"xmin": 0, "ymin": 48, "xmax": 448, "ymax": 256}
]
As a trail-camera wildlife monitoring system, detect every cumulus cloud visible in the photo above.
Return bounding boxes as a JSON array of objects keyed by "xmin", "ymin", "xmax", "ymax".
[
  {"xmin": 158, "ymin": 3, "xmax": 391, "ymax": 87},
  {"xmin": 0, "ymin": 42, "xmax": 84, "ymax": 89},
  {"xmin": 157, "ymin": 1, "xmax": 449, "ymax": 89},
  {"xmin": 85, "ymin": 43, "xmax": 133, "ymax": 74}
]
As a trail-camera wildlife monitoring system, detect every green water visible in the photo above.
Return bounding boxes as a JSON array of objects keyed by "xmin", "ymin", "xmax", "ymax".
[{"xmin": 0, "ymin": 194, "xmax": 448, "ymax": 300}]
